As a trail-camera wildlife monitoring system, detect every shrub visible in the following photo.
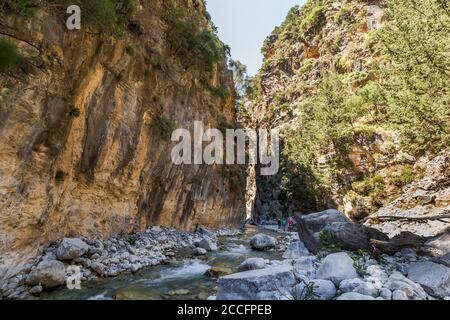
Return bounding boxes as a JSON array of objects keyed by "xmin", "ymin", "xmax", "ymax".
[
  {"xmin": 334, "ymin": 7, "xmax": 355, "ymax": 25},
  {"xmin": 51, "ymin": 0, "xmax": 137, "ymax": 34},
  {"xmin": 389, "ymin": 165, "xmax": 414, "ymax": 187},
  {"xmin": 0, "ymin": 0, "xmax": 33, "ymax": 18},
  {"xmin": 206, "ymin": 84, "xmax": 229, "ymax": 101},
  {"xmin": 319, "ymin": 230, "xmax": 342, "ymax": 252},
  {"xmin": 55, "ymin": 0, "xmax": 118, "ymax": 31},
  {"xmin": 0, "ymin": 39, "xmax": 23, "ymax": 71},
  {"xmin": 163, "ymin": 1, "xmax": 225, "ymax": 72},
  {"xmin": 68, "ymin": 107, "xmax": 81, "ymax": 117},
  {"xmin": 352, "ymin": 175, "xmax": 385, "ymax": 197},
  {"xmin": 153, "ymin": 116, "xmax": 175, "ymax": 140}
]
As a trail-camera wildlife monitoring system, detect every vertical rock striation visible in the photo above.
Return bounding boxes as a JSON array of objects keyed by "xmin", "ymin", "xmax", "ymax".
[{"xmin": 0, "ymin": 0, "xmax": 246, "ymax": 273}]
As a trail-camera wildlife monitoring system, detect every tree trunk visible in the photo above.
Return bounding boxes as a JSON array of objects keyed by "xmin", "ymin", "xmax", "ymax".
[{"xmin": 370, "ymin": 231, "xmax": 425, "ymax": 255}]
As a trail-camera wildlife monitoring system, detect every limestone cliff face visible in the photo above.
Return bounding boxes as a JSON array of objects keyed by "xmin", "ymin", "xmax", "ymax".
[
  {"xmin": 246, "ymin": 0, "xmax": 448, "ymax": 226},
  {"xmin": 246, "ymin": 0, "xmax": 389, "ymax": 219},
  {"xmin": 0, "ymin": 0, "xmax": 246, "ymax": 269}
]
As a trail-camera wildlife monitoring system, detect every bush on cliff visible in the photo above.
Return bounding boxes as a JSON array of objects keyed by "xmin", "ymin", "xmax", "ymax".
[
  {"xmin": 0, "ymin": 39, "xmax": 23, "ymax": 72},
  {"xmin": 163, "ymin": 0, "xmax": 226, "ymax": 72}
]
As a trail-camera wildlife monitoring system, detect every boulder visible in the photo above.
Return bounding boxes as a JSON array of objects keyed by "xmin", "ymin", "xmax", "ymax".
[
  {"xmin": 385, "ymin": 271, "xmax": 427, "ymax": 300},
  {"xmin": 204, "ymin": 267, "xmax": 233, "ymax": 278},
  {"xmin": 193, "ymin": 248, "xmax": 207, "ymax": 256},
  {"xmin": 217, "ymin": 265, "xmax": 296, "ymax": 300},
  {"xmin": 435, "ymin": 252, "xmax": 450, "ymax": 268},
  {"xmin": 336, "ymin": 292, "xmax": 376, "ymax": 300},
  {"xmin": 115, "ymin": 289, "xmax": 158, "ymax": 300},
  {"xmin": 29, "ymin": 284, "xmax": 43, "ymax": 296},
  {"xmin": 26, "ymin": 260, "xmax": 66, "ymax": 288},
  {"xmin": 56, "ymin": 238, "xmax": 89, "ymax": 261},
  {"xmin": 293, "ymin": 279, "xmax": 336, "ymax": 300},
  {"xmin": 282, "ymin": 241, "xmax": 309, "ymax": 259},
  {"xmin": 364, "ymin": 265, "xmax": 389, "ymax": 290},
  {"xmin": 249, "ymin": 234, "xmax": 276, "ymax": 251},
  {"xmin": 90, "ymin": 262, "xmax": 107, "ymax": 277},
  {"xmin": 292, "ymin": 256, "xmax": 317, "ymax": 281},
  {"xmin": 198, "ymin": 238, "xmax": 218, "ymax": 252},
  {"xmin": 339, "ymin": 278, "xmax": 378, "ymax": 297},
  {"xmin": 316, "ymin": 252, "xmax": 358, "ymax": 286},
  {"xmin": 323, "ymin": 222, "xmax": 389, "ymax": 251},
  {"xmin": 300, "ymin": 209, "xmax": 350, "ymax": 233},
  {"xmin": 392, "ymin": 290, "xmax": 409, "ymax": 300},
  {"xmin": 379, "ymin": 288, "xmax": 392, "ymax": 300},
  {"xmin": 407, "ymin": 261, "xmax": 450, "ymax": 298},
  {"xmin": 425, "ymin": 232, "xmax": 450, "ymax": 255},
  {"xmin": 196, "ymin": 227, "xmax": 214, "ymax": 237},
  {"xmin": 238, "ymin": 258, "xmax": 267, "ymax": 272}
]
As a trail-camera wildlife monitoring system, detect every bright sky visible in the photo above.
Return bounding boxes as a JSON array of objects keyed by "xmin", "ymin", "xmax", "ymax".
[{"xmin": 206, "ymin": 0, "xmax": 306, "ymax": 76}]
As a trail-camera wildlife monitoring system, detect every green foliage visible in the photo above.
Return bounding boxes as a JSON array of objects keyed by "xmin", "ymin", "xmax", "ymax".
[
  {"xmin": 163, "ymin": 0, "xmax": 226, "ymax": 72},
  {"xmin": 205, "ymin": 84, "xmax": 229, "ymax": 101},
  {"xmin": 375, "ymin": 0, "xmax": 450, "ymax": 156},
  {"xmin": 389, "ymin": 165, "xmax": 414, "ymax": 187},
  {"xmin": 273, "ymin": 0, "xmax": 449, "ymax": 210},
  {"xmin": 124, "ymin": 234, "xmax": 137, "ymax": 245},
  {"xmin": 68, "ymin": 107, "xmax": 81, "ymax": 118},
  {"xmin": 319, "ymin": 230, "xmax": 342, "ymax": 252},
  {"xmin": 229, "ymin": 59, "xmax": 249, "ymax": 99},
  {"xmin": 153, "ymin": 116, "xmax": 175, "ymax": 140},
  {"xmin": 0, "ymin": 39, "xmax": 23, "ymax": 71},
  {"xmin": 299, "ymin": 58, "xmax": 314, "ymax": 74},
  {"xmin": 352, "ymin": 174, "xmax": 385, "ymax": 210},
  {"xmin": 55, "ymin": 0, "xmax": 119, "ymax": 32},
  {"xmin": 294, "ymin": 281, "xmax": 319, "ymax": 300},
  {"xmin": 334, "ymin": 7, "xmax": 355, "ymax": 25},
  {"xmin": 0, "ymin": 0, "xmax": 33, "ymax": 18},
  {"xmin": 352, "ymin": 175, "xmax": 385, "ymax": 197},
  {"xmin": 351, "ymin": 254, "xmax": 368, "ymax": 277}
]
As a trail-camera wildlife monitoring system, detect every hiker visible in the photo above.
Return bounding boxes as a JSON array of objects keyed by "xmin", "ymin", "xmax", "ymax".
[
  {"xmin": 288, "ymin": 217, "xmax": 294, "ymax": 229},
  {"xmin": 277, "ymin": 219, "xmax": 282, "ymax": 230}
]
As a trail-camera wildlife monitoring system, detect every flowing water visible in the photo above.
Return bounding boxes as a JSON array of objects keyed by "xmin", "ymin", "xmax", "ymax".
[{"xmin": 40, "ymin": 226, "xmax": 284, "ymax": 300}]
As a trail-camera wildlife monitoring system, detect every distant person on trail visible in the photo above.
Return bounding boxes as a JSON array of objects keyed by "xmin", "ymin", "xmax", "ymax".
[
  {"xmin": 280, "ymin": 218, "xmax": 287, "ymax": 232},
  {"xmin": 277, "ymin": 219, "xmax": 282, "ymax": 230},
  {"xmin": 288, "ymin": 217, "xmax": 294, "ymax": 229}
]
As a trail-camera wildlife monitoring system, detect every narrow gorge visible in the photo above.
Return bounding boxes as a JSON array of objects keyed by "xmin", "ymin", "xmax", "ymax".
[{"xmin": 0, "ymin": 0, "xmax": 449, "ymax": 301}]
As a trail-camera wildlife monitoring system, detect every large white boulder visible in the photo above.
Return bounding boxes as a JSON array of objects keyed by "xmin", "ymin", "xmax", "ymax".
[
  {"xmin": 198, "ymin": 238, "xmax": 218, "ymax": 251},
  {"xmin": 26, "ymin": 260, "xmax": 66, "ymax": 288},
  {"xmin": 249, "ymin": 234, "xmax": 276, "ymax": 251},
  {"xmin": 56, "ymin": 238, "xmax": 89, "ymax": 261},
  {"xmin": 407, "ymin": 261, "xmax": 450, "ymax": 298},
  {"xmin": 238, "ymin": 258, "xmax": 267, "ymax": 272},
  {"xmin": 316, "ymin": 252, "xmax": 358, "ymax": 285},
  {"xmin": 339, "ymin": 278, "xmax": 378, "ymax": 297},
  {"xmin": 293, "ymin": 279, "xmax": 336, "ymax": 300},
  {"xmin": 282, "ymin": 241, "xmax": 309, "ymax": 259},
  {"xmin": 292, "ymin": 256, "xmax": 317, "ymax": 281},
  {"xmin": 364, "ymin": 265, "xmax": 389, "ymax": 289},
  {"xmin": 384, "ymin": 271, "xmax": 427, "ymax": 300},
  {"xmin": 336, "ymin": 292, "xmax": 376, "ymax": 300},
  {"xmin": 217, "ymin": 265, "xmax": 296, "ymax": 300}
]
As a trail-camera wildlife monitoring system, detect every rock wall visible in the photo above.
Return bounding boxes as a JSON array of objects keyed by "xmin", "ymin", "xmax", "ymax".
[
  {"xmin": 0, "ymin": 0, "xmax": 246, "ymax": 272},
  {"xmin": 245, "ymin": 0, "xmax": 389, "ymax": 219}
]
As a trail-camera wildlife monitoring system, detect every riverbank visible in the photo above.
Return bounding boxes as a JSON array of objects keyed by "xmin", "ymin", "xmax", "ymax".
[
  {"xmin": 1, "ymin": 215, "xmax": 449, "ymax": 300},
  {"xmin": 0, "ymin": 226, "xmax": 244, "ymax": 299}
]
